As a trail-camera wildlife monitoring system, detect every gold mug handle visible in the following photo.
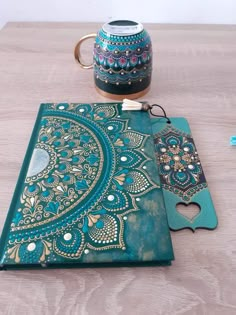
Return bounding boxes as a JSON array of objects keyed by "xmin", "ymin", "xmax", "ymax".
[{"xmin": 74, "ymin": 33, "xmax": 97, "ymax": 69}]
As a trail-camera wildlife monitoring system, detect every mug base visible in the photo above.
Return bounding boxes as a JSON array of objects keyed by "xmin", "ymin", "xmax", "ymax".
[{"xmin": 95, "ymin": 86, "xmax": 150, "ymax": 100}]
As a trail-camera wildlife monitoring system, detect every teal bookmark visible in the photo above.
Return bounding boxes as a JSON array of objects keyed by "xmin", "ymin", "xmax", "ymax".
[{"xmin": 151, "ymin": 117, "xmax": 218, "ymax": 231}]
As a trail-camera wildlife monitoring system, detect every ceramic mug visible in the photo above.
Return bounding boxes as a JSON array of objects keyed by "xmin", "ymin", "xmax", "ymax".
[{"xmin": 74, "ymin": 20, "xmax": 152, "ymax": 99}]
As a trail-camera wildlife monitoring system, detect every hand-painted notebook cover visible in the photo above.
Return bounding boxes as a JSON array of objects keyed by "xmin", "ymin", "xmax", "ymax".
[{"xmin": 0, "ymin": 103, "xmax": 174, "ymax": 269}]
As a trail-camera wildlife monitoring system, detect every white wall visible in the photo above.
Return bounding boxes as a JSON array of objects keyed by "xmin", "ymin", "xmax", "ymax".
[{"xmin": 1, "ymin": 0, "xmax": 236, "ymax": 28}]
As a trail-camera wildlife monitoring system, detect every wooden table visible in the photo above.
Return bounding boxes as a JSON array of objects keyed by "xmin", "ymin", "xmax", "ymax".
[{"xmin": 0, "ymin": 22, "xmax": 236, "ymax": 315}]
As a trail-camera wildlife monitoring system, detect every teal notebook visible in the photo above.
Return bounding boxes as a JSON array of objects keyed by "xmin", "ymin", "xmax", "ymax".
[{"xmin": 0, "ymin": 103, "xmax": 174, "ymax": 269}]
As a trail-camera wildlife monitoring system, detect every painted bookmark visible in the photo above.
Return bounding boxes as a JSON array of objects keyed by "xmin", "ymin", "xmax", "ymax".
[
  {"xmin": 151, "ymin": 117, "xmax": 218, "ymax": 231},
  {"xmin": 122, "ymin": 99, "xmax": 218, "ymax": 231}
]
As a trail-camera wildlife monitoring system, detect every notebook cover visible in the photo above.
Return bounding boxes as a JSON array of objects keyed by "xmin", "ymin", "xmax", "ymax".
[{"xmin": 0, "ymin": 103, "xmax": 174, "ymax": 269}]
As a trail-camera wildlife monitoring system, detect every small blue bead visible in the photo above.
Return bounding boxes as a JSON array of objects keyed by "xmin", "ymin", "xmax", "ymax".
[
  {"xmin": 28, "ymin": 185, "xmax": 36, "ymax": 192},
  {"xmin": 230, "ymin": 136, "xmax": 236, "ymax": 146},
  {"xmin": 47, "ymin": 177, "xmax": 54, "ymax": 183},
  {"xmin": 42, "ymin": 191, "xmax": 50, "ymax": 197},
  {"xmin": 96, "ymin": 221, "xmax": 104, "ymax": 229}
]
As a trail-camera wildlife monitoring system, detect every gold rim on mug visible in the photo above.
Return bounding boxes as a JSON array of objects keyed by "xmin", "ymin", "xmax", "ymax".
[{"xmin": 95, "ymin": 86, "xmax": 150, "ymax": 100}]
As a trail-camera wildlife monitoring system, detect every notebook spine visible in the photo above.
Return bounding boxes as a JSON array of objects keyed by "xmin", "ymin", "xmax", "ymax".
[{"xmin": 0, "ymin": 104, "xmax": 45, "ymax": 267}]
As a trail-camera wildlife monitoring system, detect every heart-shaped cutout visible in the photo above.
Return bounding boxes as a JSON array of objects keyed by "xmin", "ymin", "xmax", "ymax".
[{"xmin": 176, "ymin": 202, "xmax": 201, "ymax": 222}]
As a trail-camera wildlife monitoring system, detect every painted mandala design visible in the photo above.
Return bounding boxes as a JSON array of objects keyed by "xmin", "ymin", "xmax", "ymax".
[
  {"xmin": 5, "ymin": 103, "xmax": 157, "ymax": 264},
  {"xmin": 94, "ymin": 29, "xmax": 152, "ymax": 85},
  {"xmin": 154, "ymin": 127, "xmax": 207, "ymax": 201}
]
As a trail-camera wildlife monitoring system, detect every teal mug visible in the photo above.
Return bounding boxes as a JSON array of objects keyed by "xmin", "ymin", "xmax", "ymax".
[{"xmin": 74, "ymin": 20, "xmax": 152, "ymax": 99}]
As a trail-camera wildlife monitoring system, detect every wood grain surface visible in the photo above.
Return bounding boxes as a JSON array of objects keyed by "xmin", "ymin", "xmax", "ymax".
[{"xmin": 0, "ymin": 22, "xmax": 236, "ymax": 315}]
